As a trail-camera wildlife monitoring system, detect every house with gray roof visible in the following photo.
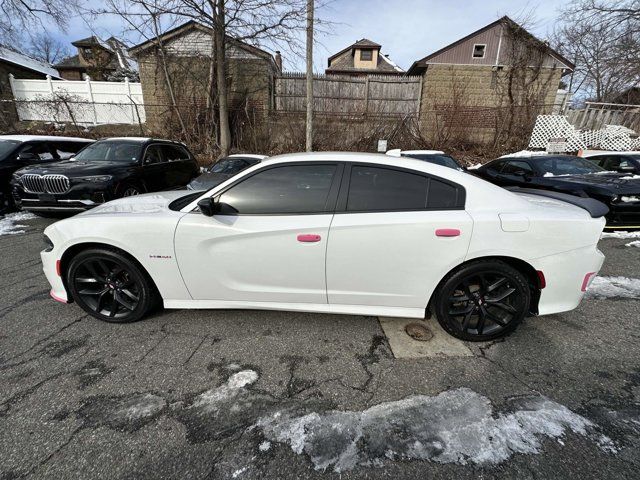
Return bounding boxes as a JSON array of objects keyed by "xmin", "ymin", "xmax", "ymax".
[{"xmin": 325, "ymin": 39, "xmax": 404, "ymax": 76}]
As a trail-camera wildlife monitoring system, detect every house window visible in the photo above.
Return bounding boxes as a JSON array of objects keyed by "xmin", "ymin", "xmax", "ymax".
[
  {"xmin": 472, "ymin": 44, "xmax": 486, "ymax": 58},
  {"xmin": 360, "ymin": 49, "xmax": 373, "ymax": 61}
]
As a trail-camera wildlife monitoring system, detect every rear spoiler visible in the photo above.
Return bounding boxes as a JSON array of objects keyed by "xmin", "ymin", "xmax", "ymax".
[{"xmin": 506, "ymin": 187, "xmax": 609, "ymax": 218}]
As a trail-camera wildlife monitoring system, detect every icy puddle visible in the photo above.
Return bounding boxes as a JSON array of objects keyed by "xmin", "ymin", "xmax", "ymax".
[
  {"xmin": 257, "ymin": 387, "xmax": 616, "ymax": 472},
  {"xmin": 586, "ymin": 276, "xmax": 640, "ymax": 299},
  {"xmin": 77, "ymin": 368, "xmax": 617, "ymax": 473}
]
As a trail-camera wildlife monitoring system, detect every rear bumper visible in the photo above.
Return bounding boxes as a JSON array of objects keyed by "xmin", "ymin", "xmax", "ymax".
[
  {"xmin": 532, "ymin": 245, "xmax": 605, "ymax": 316},
  {"xmin": 41, "ymin": 248, "xmax": 69, "ymax": 303},
  {"xmin": 606, "ymin": 203, "xmax": 640, "ymax": 229}
]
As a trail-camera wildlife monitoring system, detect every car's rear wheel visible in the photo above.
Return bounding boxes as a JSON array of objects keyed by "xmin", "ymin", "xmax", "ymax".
[
  {"xmin": 433, "ymin": 260, "xmax": 530, "ymax": 341},
  {"xmin": 67, "ymin": 249, "xmax": 159, "ymax": 323}
]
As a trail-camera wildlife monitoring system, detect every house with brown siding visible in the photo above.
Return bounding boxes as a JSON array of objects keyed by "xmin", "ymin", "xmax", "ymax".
[
  {"xmin": 326, "ymin": 39, "xmax": 404, "ymax": 76},
  {"xmin": 408, "ymin": 16, "xmax": 574, "ymax": 144},
  {"xmin": 129, "ymin": 20, "xmax": 281, "ymax": 132},
  {"xmin": 55, "ymin": 36, "xmax": 137, "ymax": 81}
]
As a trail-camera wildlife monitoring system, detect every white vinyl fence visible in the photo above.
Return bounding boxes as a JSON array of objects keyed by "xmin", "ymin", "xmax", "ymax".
[{"xmin": 9, "ymin": 74, "xmax": 146, "ymax": 125}]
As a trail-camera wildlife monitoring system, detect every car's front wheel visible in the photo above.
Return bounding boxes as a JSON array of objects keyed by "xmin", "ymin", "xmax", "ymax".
[
  {"xmin": 67, "ymin": 248, "xmax": 159, "ymax": 323},
  {"xmin": 433, "ymin": 260, "xmax": 531, "ymax": 341}
]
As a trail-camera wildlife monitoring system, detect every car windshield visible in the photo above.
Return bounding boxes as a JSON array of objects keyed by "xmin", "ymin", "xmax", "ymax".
[
  {"xmin": 73, "ymin": 141, "xmax": 140, "ymax": 163},
  {"xmin": 209, "ymin": 157, "xmax": 254, "ymax": 173},
  {"xmin": 536, "ymin": 156, "xmax": 607, "ymax": 175},
  {"xmin": 0, "ymin": 140, "xmax": 20, "ymax": 159},
  {"xmin": 401, "ymin": 153, "xmax": 461, "ymax": 170}
]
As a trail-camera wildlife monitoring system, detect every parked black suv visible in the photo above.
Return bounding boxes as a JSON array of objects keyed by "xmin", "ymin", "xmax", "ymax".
[
  {"xmin": 11, "ymin": 137, "xmax": 199, "ymax": 214},
  {"xmin": 0, "ymin": 135, "xmax": 94, "ymax": 211}
]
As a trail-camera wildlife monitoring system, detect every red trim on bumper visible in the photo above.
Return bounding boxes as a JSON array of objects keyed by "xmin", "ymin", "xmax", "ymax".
[
  {"xmin": 49, "ymin": 290, "xmax": 68, "ymax": 304},
  {"xmin": 581, "ymin": 272, "xmax": 597, "ymax": 292},
  {"xmin": 55, "ymin": 260, "xmax": 61, "ymax": 277},
  {"xmin": 536, "ymin": 270, "xmax": 546, "ymax": 289}
]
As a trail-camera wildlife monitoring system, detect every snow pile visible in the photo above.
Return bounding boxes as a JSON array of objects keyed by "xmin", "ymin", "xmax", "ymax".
[
  {"xmin": 586, "ymin": 276, "xmax": 640, "ymax": 299},
  {"xmin": 191, "ymin": 370, "xmax": 259, "ymax": 413},
  {"xmin": 620, "ymin": 196, "xmax": 640, "ymax": 203},
  {"xmin": 0, "ymin": 212, "xmax": 37, "ymax": 236},
  {"xmin": 466, "ymin": 163, "xmax": 482, "ymax": 170},
  {"xmin": 601, "ymin": 231, "xmax": 640, "ymax": 240},
  {"xmin": 626, "ymin": 240, "xmax": 640, "ymax": 248},
  {"xmin": 116, "ymin": 393, "xmax": 166, "ymax": 421},
  {"xmin": 256, "ymin": 388, "xmax": 614, "ymax": 472},
  {"xmin": 500, "ymin": 150, "xmax": 548, "ymax": 158}
]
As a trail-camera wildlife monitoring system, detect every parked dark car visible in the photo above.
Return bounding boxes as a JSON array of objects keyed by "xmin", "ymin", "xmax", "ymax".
[
  {"xmin": 11, "ymin": 137, "xmax": 199, "ymax": 214},
  {"xmin": 0, "ymin": 135, "xmax": 94, "ymax": 211},
  {"xmin": 474, "ymin": 154, "xmax": 640, "ymax": 229},
  {"xmin": 583, "ymin": 151, "xmax": 640, "ymax": 175},
  {"xmin": 187, "ymin": 154, "xmax": 266, "ymax": 191}
]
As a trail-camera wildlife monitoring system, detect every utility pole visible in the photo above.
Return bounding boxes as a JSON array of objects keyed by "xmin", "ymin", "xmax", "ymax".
[{"xmin": 305, "ymin": 0, "xmax": 314, "ymax": 152}]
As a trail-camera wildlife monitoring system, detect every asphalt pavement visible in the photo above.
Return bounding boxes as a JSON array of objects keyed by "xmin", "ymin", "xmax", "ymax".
[{"xmin": 0, "ymin": 215, "xmax": 638, "ymax": 479}]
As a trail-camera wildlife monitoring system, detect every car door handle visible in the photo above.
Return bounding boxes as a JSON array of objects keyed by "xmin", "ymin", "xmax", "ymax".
[
  {"xmin": 435, "ymin": 228, "xmax": 461, "ymax": 237},
  {"xmin": 297, "ymin": 234, "xmax": 321, "ymax": 243}
]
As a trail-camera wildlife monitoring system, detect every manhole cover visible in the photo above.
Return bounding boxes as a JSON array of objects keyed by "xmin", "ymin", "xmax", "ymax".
[{"xmin": 405, "ymin": 323, "xmax": 433, "ymax": 342}]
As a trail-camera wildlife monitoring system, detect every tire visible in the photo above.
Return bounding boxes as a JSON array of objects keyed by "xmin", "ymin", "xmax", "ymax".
[
  {"xmin": 117, "ymin": 183, "xmax": 142, "ymax": 198},
  {"xmin": 67, "ymin": 248, "xmax": 160, "ymax": 323},
  {"xmin": 432, "ymin": 260, "xmax": 530, "ymax": 342}
]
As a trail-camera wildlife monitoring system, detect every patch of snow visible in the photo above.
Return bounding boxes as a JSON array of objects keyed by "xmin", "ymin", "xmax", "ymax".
[
  {"xmin": 256, "ymin": 388, "xmax": 614, "ymax": 472},
  {"xmin": 626, "ymin": 240, "xmax": 640, "ymax": 248},
  {"xmin": 191, "ymin": 370, "xmax": 259, "ymax": 412},
  {"xmin": 0, "ymin": 212, "xmax": 37, "ymax": 236},
  {"xmin": 620, "ymin": 196, "xmax": 640, "ymax": 203},
  {"xmin": 601, "ymin": 231, "xmax": 640, "ymax": 239},
  {"xmin": 259, "ymin": 440, "xmax": 271, "ymax": 452},
  {"xmin": 622, "ymin": 175, "xmax": 640, "ymax": 180},
  {"xmin": 232, "ymin": 466, "xmax": 249, "ymax": 478},
  {"xmin": 500, "ymin": 150, "xmax": 548, "ymax": 158},
  {"xmin": 586, "ymin": 276, "xmax": 640, "ymax": 299},
  {"xmin": 467, "ymin": 163, "xmax": 482, "ymax": 170}
]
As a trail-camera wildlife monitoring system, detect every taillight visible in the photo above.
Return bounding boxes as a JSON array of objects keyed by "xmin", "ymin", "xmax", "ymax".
[
  {"xmin": 536, "ymin": 270, "xmax": 546, "ymax": 289},
  {"xmin": 56, "ymin": 260, "xmax": 61, "ymax": 277},
  {"xmin": 581, "ymin": 272, "xmax": 597, "ymax": 292}
]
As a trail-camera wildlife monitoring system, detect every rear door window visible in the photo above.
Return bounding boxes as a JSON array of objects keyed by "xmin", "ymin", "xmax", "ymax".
[
  {"xmin": 143, "ymin": 145, "xmax": 165, "ymax": 164},
  {"xmin": 162, "ymin": 144, "xmax": 191, "ymax": 162},
  {"xmin": 19, "ymin": 142, "xmax": 55, "ymax": 161},
  {"xmin": 501, "ymin": 160, "xmax": 535, "ymax": 176}
]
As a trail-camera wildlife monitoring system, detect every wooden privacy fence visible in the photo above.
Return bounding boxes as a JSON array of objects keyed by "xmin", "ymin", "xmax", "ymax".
[
  {"xmin": 274, "ymin": 73, "xmax": 422, "ymax": 116},
  {"xmin": 567, "ymin": 102, "xmax": 640, "ymax": 132}
]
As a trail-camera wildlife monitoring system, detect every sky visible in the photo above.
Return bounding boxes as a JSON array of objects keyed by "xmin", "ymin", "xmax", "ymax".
[{"xmin": 47, "ymin": 0, "xmax": 570, "ymax": 72}]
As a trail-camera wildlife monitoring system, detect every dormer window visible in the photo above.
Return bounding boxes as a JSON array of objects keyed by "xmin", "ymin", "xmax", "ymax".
[
  {"xmin": 360, "ymin": 49, "xmax": 373, "ymax": 61},
  {"xmin": 472, "ymin": 44, "xmax": 486, "ymax": 58}
]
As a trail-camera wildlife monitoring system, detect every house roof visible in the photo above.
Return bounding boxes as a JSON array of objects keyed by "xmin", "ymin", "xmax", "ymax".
[
  {"xmin": 0, "ymin": 46, "xmax": 60, "ymax": 78},
  {"xmin": 128, "ymin": 20, "xmax": 276, "ymax": 66},
  {"xmin": 327, "ymin": 38, "xmax": 382, "ymax": 65},
  {"xmin": 55, "ymin": 36, "xmax": 138, "ymax": 72},
  {"xmin": 407, "ymin": 16, "xmax": 575, "ymax": 75}
]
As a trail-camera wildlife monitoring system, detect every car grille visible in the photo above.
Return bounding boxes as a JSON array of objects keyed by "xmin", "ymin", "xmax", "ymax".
[{"xmin": 21, "ymin": 174, "xmax": 70, "ymax": 194}]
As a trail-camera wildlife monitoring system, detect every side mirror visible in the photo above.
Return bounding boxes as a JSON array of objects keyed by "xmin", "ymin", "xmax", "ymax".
[
  {"xmin": 17, "ymin": 152, "xmax": 38, "ymax": 161},
  {"xmin": 197, "ymin": 197, "xmax": 218, "ymax": 217}
]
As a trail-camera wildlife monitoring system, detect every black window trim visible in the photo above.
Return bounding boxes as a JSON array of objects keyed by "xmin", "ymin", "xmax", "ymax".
[
  {"xmin": 335, "ymin": 162, "xmax": 466, "ymax": 214},
  {"xmin": 141, "ymin": 142, "xmax": 168, "ymax": 165},
  {"xmin": 203, "ymin": 161, "xmax": 345, "ymax": 216}
]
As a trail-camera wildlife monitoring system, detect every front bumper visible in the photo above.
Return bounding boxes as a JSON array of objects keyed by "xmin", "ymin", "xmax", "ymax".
[{"xmin": 12, "ymin": 182, "xmax": 115, "ymax": 212}]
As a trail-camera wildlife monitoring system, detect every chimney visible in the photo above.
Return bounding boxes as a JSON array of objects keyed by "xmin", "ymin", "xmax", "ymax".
[{"xmin": 274, "ymin": 51, "xmax": 282, "ymax": 72}]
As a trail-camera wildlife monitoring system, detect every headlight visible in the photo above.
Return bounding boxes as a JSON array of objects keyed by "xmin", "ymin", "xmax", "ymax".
[
  {"xmin": 43, "ymin": 234, "xmax": 54, "ymax": 252},
  {"xmin": 80, "ymin": 175, "xmax": 113, "ymax": 183}
]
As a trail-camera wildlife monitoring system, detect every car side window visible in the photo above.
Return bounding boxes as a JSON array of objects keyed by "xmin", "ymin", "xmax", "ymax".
[
  {"xmin": 162, "ymin": 145, "xmax": 190, "ymax": 162},
  {"xmin": 143, "ymin": 145, "xmax": 165, "ymax": 164},
  {"xmin": 587, "ymin": 156, "xmax": 607, "ymax": 168},
  {"xmin": 52, "ymin": 141, "xmax": 87, "ymax": 160},
  {"xmin": 218, "ymin": 164, "xmax": 337, "ymax": 214},
  {"xmin": 347, "ymin": 166, "xmax": 427, "ymax": 211},
  {"xmin": 19, "ymin": 142, "xmax": 54, "ymax": 161},
  {"xmin": 211, "ymin": 159, "xmax": 249, "ymax": 174},
  {"xmin": 501, "ymin": 160, "xmax": 534, "ymax": 176},
  {"xmin": 484, "ymin": 160, "xmax": 505, "ymax": 174}
]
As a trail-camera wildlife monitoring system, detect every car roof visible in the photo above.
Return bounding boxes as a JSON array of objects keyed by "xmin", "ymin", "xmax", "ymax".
[
  {"xmin": 0, "ymin": 135, "xmax": 94, "ymax": 143},
  {"xmin": 497, "ymin": 154, "xmax": 577, "ymax": 162},
  {"xmin": 581, "ymin": 150, "xmax": 640, "ymax": 157},
  {"xmin": 228, "ymin": 153, "xmax": 268, "ymax": 160}
]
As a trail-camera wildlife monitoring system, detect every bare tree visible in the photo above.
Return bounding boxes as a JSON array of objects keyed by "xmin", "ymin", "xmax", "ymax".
[
  {"xmin": 26, "ymin": 32, "xmax": 70, "ymax": 64},
  {"xmin": 0, "ymin": 0, "xmax": 76, "ymax": 43},
  {"xmin": 554, "ymin": 0, "xmax": 640, "ymax": 102}
]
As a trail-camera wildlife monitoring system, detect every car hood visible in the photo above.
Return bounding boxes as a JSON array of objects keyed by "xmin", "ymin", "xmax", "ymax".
[
  {"xmin": 79, "ymin": 191, "xmax": 188, "ymax": 216},
  {"xmin": 187, "ymin": 172, "xmax": 230, "ymax": 191},
  {"xmin": 541, "ymin": 172, "xmax": 640, "ymax": 194},
  {"xmin": 16, "ymin": 159, "xmax": 134, "ymax": 176}
]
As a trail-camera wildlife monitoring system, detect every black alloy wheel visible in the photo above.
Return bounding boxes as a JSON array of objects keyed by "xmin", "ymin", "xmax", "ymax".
[
  {"xmin": 434, "ymin": 260, "xmax": 530, "ymax": 341},
  {"xmin": 67, "ymin": 249, "xmax": 158, "ymax": 323}
]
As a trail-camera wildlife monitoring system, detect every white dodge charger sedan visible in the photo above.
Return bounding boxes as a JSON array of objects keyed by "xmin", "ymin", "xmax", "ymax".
[{"xmin": 41, "ymin": 152, "xmax": 607, "ymax": 341}]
